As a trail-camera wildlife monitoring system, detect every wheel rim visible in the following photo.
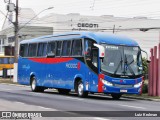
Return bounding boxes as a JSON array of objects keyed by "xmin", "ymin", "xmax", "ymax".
[
  {"xmin": 78, "ymin": 83, "xmax": 83, "ymax": 96},
  {"xmin": 31, "ymin": 79, "xmax": 36, "ymax": 90}
]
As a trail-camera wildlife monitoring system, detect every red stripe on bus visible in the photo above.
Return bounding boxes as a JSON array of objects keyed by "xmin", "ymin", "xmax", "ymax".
[
  {"xmin": 98, "ymin": 74, "xmax": 105, "ymax": 92},
  {"xmin": 29, "ymin": 58, "xmax": 74, "ymax": 64}
]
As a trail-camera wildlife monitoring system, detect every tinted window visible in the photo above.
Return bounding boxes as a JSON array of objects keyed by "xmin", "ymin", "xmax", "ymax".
[
  {"xmin": 9, "ymin": 58, "xmax": 14, "ymax": 64},
  {"xmin": 47, "ymin": 42, "xmax": 56, "ymax": 55},
  {"xmin": 0, "ymin": 58, "xmax": 9, "ymax": 64},
  {"xmin": 56, "ymin": 41, "xmax": 62, "ymax": 56},
  {"xmin": 0, "ymin": 58, "xmax": 3, "ymax": 64},
  {"xmin": 28, "ymin": 44, "xmax": 37, "ymax": 57},
  {"xmin": 62, "ymin": 41, "xmax": 71, "ymax": 56},
  {"xmin": 3, "ymin": 58, "xmax": 8, "ymax": 64},
  {"xmin": 37, "ymin": 43, "xmax": 47, "ymax": 57},
  {"xmin": 72, "ymin": 40, "xmax": 82, "ymax": 56},
  {"xmin": 84, "ymin": 39, "xmax": 93, "ymax": 57},
  {"xmin": 20, "ymin": 44, "xmax": 28, "ymax": 57}
]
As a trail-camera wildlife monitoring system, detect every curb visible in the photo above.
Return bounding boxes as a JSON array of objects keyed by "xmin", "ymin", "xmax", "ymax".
[{"xmin": 122, "ymin": 95, "xmax": 160, "ymax": 102}]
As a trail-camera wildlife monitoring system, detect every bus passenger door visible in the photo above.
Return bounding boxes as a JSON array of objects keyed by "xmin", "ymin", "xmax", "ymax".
[{"xmin": 84, "ymin": 39, "xmax": 99, "ymax": 92}]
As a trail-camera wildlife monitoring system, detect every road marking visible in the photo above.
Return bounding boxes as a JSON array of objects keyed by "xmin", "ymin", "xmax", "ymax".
[
  {"xmin": 0, "ymin": 83, "xmax": 31, "ymax": 87},
  {"xmin": 65, "ymin": 96, "xmax": 84, "ymax": 101},
  {"xmin": 0, "ymin": 88, "xmax": 12, "ymax": 91},
  {"xmin": 94, "ymin": 117, "xmax": 110, "ymax": 120},
  {"xmin": 14, "ymin": 101, "xmax": 57, "ymax": 111},
  {"xmin": 14, "ymin": 101, "xmax": 26, "ymax": 105},
  {"xmin": 119, "ymin": 104, "xmax": 146, "ymax": 109},
  {"xmin": 37, "ymin": 106, "xmax": 57, "ymax": 111}
]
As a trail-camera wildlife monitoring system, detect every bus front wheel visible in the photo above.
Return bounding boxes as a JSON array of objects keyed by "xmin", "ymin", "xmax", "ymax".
[
  {"xmin": 77, "ymin": 81, "xmax": 88, "ymax": 98},
  {"xmin": 111, "ymin": 93, "xmax": 122, "ymax": 100},
  {"xmin": 31, "ymin": 77, "xmax": 44, "ymax": 92}
]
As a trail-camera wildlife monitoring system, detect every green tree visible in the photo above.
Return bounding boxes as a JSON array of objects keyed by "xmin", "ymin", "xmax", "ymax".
[
  {"xmin": 142, "ymin": 57, "xmax": 149, "ymax": 93},
  {"xmin": 142, "ymin": 57, "xmax": 148, "ymax": 75}
]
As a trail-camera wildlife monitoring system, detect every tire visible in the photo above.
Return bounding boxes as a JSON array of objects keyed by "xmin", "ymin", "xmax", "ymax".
[
  {"xmin": 31, "ymin": 77, "xmax": 44, "ymax": 92},
  {"xmin": 111, "ymin": 93, "xmax": 122, "ymax": 100},
  {"xmin": 58, "ymin": 89, "xmax": 71, "ymax": 94},
  {"xmin": 77, "ymin": 81, "xmax": 88, "ymax": 98}
]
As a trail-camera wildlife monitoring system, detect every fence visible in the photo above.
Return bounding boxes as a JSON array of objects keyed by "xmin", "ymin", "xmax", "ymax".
[{"xmin": 148, "ymin": 43, "xmax": 160, "ymax": 96}]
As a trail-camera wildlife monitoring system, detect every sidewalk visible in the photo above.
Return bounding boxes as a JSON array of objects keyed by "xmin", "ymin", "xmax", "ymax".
[
  {"xmin": 0, "ymin": 77, "xmax": 16, "ymax": 84},
  {"xmin": 0, "ymin": 78, "xmax": 160, "ymax": 101},
  {"xmin": 123, "ymin": 94, "xmax": 160, "ymax": 102}
]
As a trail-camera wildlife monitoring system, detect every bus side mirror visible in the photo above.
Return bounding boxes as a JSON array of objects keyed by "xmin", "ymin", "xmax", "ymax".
[
  {"xmin": 141, "ymin": 49, "xmax": 150, "ymax": 63},
  {"xmin": 93, "ymin": 43, "xmax": 105, "ymax": 59},
  {"xmin": 47, "ymin": 52, "xmax": 55, "ymax": 58}
]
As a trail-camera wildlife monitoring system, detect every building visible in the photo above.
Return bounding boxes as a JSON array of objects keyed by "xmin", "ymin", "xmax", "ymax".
[
  {"xmin": 0, "ymin": 8, "xmax": 53, "ymax": 55},
  {"xmin": 0, "ymin": 8, "xmax": 160, "ymax": 55}
]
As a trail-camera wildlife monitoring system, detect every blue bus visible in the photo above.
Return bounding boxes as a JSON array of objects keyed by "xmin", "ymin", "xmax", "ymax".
[{"xmin": 18, "ymin": 31, "xmax": 144, "ymax": 99}]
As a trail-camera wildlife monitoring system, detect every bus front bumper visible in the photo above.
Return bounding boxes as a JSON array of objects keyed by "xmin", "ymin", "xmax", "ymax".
[{"xmin": 102, "ymin": 85, "xmax": 142, "ymax": 94}]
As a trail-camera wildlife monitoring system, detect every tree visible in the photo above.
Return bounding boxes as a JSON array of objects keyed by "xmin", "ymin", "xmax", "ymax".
[{"xmin": 142, "ymin": 57, "xmax": 148, "ymax": 76}]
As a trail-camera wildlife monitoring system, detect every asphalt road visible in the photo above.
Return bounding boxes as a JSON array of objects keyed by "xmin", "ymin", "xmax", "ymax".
[{"xmin": 0, "ymin": 83, "xmax": 160, "ymax": 120}]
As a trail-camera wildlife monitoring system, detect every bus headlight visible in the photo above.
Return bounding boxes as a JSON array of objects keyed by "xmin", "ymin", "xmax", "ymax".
[
  {"xmin": 134, "ymin": 82, "xmax": 142, "ymax": 88},
  {"xmin": 101, "ymin": 79, "xmax": 113, "ymax": 86}
]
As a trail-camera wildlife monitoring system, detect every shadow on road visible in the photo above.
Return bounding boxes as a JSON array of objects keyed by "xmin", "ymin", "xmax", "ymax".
[{"xmin": 33, "ymin": 89, "xmax": 136, "ymax": 102}]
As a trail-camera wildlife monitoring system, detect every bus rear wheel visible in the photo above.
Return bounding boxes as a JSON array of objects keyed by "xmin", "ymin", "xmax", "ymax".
[
  {"xmin": 31, "ymin": 77, "xmax": 44, "ymax": 92},
  {"xmin": 58, "ymin": 89, "xmax": 71, "ymax": 94},
  {"xmin": 77, "ymin": 81, "xmax": 88, "ymax": 98},
  {"xmin": 111, "ymin": 93, "xmax": 122, "ymax": 100}
]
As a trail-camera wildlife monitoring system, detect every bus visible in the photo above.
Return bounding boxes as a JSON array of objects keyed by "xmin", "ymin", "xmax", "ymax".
[
  {"xmin": 0, "ymin": 55, "xmax": 14, "ymax": 70},
  {"xmin": 18, "ymin": 31, "xmax": 144, "ymax": 99}
]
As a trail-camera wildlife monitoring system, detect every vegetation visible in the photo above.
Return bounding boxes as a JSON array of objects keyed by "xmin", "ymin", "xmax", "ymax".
[
  {"xmin": 142, "ymin": 57, "xmax": 149, "ymax": 76},
  {"xmin": 142, "ymin": 57, "xmax": 149, "ymax": 93}
]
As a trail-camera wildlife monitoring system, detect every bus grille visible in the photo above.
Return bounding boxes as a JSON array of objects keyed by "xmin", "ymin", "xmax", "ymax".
[{"xmin": 114, "ymin": 84, "xmax": 133, "ymax": 88}]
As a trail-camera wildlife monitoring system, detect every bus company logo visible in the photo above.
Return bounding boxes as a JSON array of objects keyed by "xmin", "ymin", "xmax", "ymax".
[
  {"xmin": 66, "ymin": 62, "xmax": 81, "ymax": 70},
  {"xmin": 112, "ymin": 79, "xmax": 126, "ymax": 83},
  {"xmin": 1, "ymin": 112, "xmax": 11, "ymax": 119}
]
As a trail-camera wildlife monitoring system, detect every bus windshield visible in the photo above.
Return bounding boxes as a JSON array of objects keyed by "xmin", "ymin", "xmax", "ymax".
[{"xmin": 101, "ymin": 44, "xmax": 143, "ymax": 76}]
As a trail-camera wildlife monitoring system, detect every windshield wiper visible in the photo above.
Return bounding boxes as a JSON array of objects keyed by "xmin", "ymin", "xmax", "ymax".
[
  {"xmin": 123, "ymin": 54, "xmax": 135, "ymax": 76},
  {"xmin": 114, "ymin": 55, "xmax": 123, "ymax": 75}
]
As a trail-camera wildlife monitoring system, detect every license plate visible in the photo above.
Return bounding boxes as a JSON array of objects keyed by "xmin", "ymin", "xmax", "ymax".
[{"xmin": 120, "ymin": 89, "xmax": 127, "ymax": 92}]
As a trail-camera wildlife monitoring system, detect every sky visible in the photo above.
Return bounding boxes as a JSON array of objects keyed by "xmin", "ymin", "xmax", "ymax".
[{"xmin": 1, "ymin": 0, "xmax": 160, "ymax": 30}]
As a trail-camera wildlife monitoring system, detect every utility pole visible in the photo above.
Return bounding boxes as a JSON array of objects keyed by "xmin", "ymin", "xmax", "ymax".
[
  {"xmin": 14, "ymin": 0, "xmax": 18, "ymax": 63},
  {"xmin": 12, "ymin": 0, "xmax": 19, "ymax": 82},
  {"xmin": 113, "ymin": 25, "xmax": 115, "ymax": 34}
]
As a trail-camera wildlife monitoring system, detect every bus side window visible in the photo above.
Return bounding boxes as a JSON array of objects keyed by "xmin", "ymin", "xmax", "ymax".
[
  {"xmin": 37, "ymin": 43, "xmax": 47, "ymax": 57},
  {"xmin": 10, "ymin": 58, "xmax": 14, "ymax": 64},
  {"xmin": 47, "ymin": 42, "xmax": 56, "ymax": 55},
  {"xmin": 20, "ymin": 44, "xmax": 28, "ymax": 57},
  {"xmin": 28, "ymin": 44, "xmax": 37, "ymax": 57},
  {"xmin": 56, "ymin": 41, "xmax": 62, "ymax": 56},
  {"xmin": 84, "ymin": 39, "xmax": 98, "ymax": 68},
  {"xmin": 0, "ymin": 58, "xmax": 3, "ymax": 64},
  {"xmin": 3, "ymin": 58, "xmax": 9, "ymax": 64},
  {"xmin": 62, "ymin": 41, "xmax": 71, "ymax": 56},
  {"xmin": 92, "ymin": 48, "xmax": 98, "ymax": 67},
  {"xmin": 71, "ymin": 40, "xmax": 82, "ymax": 56}
]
